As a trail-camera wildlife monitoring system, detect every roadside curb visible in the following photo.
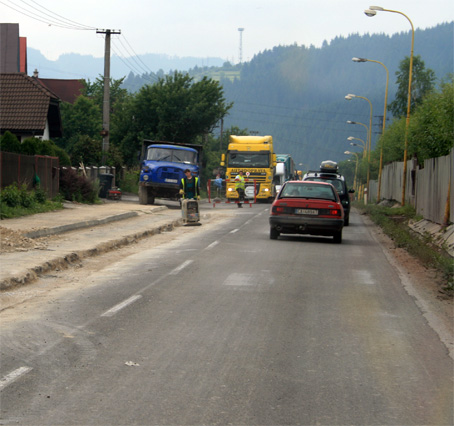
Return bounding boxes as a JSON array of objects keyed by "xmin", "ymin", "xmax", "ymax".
[
  {"xmin": 24, "ymin": 206, "xmax": 168, "ymax": 239},
  {"xmin": 0, "ymin": 216, "xmax": 183, "ymax": 292}
]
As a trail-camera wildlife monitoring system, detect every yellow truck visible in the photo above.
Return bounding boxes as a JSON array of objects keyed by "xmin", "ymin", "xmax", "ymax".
[{"xmin": 221, "ymin": 135, "xmax": 277, "ymax": 202}]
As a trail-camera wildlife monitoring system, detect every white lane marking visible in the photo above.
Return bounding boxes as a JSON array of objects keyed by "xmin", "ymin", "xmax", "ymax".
[
  {"xmin": 169, "ymin": 260, "xmax": 193, "ymax": 275},
  {"xmin": 230, "ymin": 229, "xmax": 239, "ymax": 234},
  {"xmin": 206, "ymin": 241, "xmax": 219, "ymax": 250},
  {"xmin": 101, "ymin": 295, "xmax": 142, "ymax": 317},
  {"xmin": 0, "ymin": 366, "xmax": 33, "ymax": 391}
]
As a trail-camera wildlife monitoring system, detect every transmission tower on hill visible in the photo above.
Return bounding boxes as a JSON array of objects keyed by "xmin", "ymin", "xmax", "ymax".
[{"xmin": 238, "ymin": 28, "xmax": 244, "ymax": 64}]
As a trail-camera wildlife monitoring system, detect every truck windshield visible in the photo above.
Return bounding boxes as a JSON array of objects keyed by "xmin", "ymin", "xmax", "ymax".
[
  {"xmin": 227, "ymin": 153, "xmax": 270, "ymax": 168},
  {"xmin": 147, "ymin": 147, "xmax": 197, "ymax": 164}
]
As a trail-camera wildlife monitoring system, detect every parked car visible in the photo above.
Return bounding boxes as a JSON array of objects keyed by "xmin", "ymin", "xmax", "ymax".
[
  {"xmin": 269, "ymin": 180, "xmax": 344, "ymax": 243},
  {"xmin": 303, "ymin": 160, "xmax": 354, "ymax": 226}
]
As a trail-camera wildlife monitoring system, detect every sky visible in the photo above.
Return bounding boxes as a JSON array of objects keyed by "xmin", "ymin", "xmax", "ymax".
[{"xmin": 2, "ymin": 0, "xmax": 453, "ymax": 63}]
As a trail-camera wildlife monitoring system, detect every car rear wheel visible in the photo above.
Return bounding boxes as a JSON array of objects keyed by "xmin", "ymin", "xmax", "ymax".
[
  {"xmin": 333, "ymin": 230, "xmax": 342, "ymax": 244},
  {"xmin": 270, "ymin": 227, "xmax": 280, "ymax": 240}
]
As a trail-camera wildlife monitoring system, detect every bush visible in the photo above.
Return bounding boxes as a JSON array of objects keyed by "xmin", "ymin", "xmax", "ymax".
[
  {"xmin": 19, "ymin": 187, "xmax": 36, "ymax": 208},
  {"xmin": 59, "ymin": 168, "xmax": 98, "ymax": 203},
  {"xmin": 0, "ymin": 131, "xmax": 21, "ymax": 153},
  {"xmin": 118, "ymin": 168, "xmax": 140, "ymax": 193},
  {"xmin": 1, "ymin": 183, "xmax": 22, "ymax": 207},
  {"xmin": 34, "ymin": 188, "xmax": 48, "ymax": 204}
]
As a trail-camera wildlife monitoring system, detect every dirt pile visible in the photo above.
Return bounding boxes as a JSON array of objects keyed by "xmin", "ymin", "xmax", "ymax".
[{"xmin": 0, "ymin": 226, "xmax": 48, "ymax": 253}]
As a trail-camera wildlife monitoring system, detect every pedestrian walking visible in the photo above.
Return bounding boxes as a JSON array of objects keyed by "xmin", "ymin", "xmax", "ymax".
[{"xmin": 214, "ymin": 174, "xmax": 223, "ymax": 198}]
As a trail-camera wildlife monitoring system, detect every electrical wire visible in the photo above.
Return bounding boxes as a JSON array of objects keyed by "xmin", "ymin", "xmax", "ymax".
[
  {"xmin": 25, "ymin": 0, "xmax": 96, "ymax": 29},
  {"xmin": 110, "ymin": 44, "xmax": 158, "ymax": 85},
  {"xmin": 1, "ymin": 0, "xmax": 96, "ymax": 30},
  {"xmin": 113, "ymin": 37, "xmax": 152, "ymax": 76}
]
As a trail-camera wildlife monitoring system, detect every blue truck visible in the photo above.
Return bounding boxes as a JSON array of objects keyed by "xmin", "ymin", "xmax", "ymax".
[{"xmin": 138, "ymin": 140, "xmax": 203, "ymax": 205}]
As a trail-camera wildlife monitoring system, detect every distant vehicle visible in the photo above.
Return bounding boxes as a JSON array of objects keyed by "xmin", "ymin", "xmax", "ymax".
[
  {"xmin": 269, "ymin": 180, "xmax": 344, "ymax": 243},
  {"xmin": 221, "ymin": 135, "xmax": 277, "ymax": 203},
  {"xmin": 138, "ymin": 140, "xmax": 203, "ymax": 205},
  {"xmin": 303, "ymin": 160, "xmax": 354, "ymax": 226},
  {"xmin": 273, "ymin": 154, "xmax": 296, "ymax": 193}
]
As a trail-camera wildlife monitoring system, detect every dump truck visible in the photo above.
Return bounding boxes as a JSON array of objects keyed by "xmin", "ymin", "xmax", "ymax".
[{"xmin": 138, "ymin": 140, "xmax": 203, "ymax": 205}]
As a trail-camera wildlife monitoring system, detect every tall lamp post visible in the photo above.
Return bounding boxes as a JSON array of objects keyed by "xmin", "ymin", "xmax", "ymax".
[
  {"xmin": 347, "ymin": 136, "xmax": 367, "ymax": 158},
  {"xmin": 352, "ymin": 57, "xmax": 389, "ymax": 201},
  {"xmin": 345, "ymin": 94, "xmax": 373, "ymax": 195},
  {"xmin": 364, "ymin": 5, "xmax": 414, "ymax": 206},
  {"xmin": 344, "ymin": 151, "xmax": 359, "ymax": 193},
  {"xmin": 346, "ymin": 120, "xmax": 369, "ymax": 153}
]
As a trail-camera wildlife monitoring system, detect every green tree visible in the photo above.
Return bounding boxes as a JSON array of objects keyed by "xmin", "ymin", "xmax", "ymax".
[
  {"xmin": 388, "ymin": 55, "xmax": 436, "ymax": 118},
  {"xmin": 0, "ymin": 131, "xmax": 21, "ymax": 153},
  {"xmin": 82, "ymin": 76, "xmax": 129, "ymax": 111},
  {"xmin": 408, "ymin": 76, "xmax": 454, "ymax": 160},
  {"xmin": 69, "ymin": 135, "xmax": 123, "ymax": 168},
  {"xmin": 375, "ymin": 76, "xmax": 453, "ymax": 165},
  {"xmin": 58, "ymin": 95, "xmax": 102, "ymax": 151},
  {"xmin": 131, "ymin": 72, "xmax": 232, "ymax": 143}
]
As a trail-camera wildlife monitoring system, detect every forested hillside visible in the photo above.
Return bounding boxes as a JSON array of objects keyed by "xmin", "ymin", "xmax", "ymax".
[
  {"xmin": 218, "ymin": 23, "xmax": 453, "ymax": 168},
  {"xmin": 122, "ymin": 23, "xmax": 452, "ymax": 168}
]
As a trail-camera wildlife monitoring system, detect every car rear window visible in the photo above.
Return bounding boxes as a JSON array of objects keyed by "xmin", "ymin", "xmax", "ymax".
[
  {"xmin": 280, "ymin": 183, "xmax": 336, "ymax": 201},
  {"xmin": 305, "ymin": 177, "xmax": 344, "ymax": 194}
]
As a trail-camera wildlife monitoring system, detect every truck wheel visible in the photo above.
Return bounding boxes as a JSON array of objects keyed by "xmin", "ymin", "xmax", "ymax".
[
  {"xmin": 139, "ymin": 187, "xmax": 155, "ymax": 205},
  {"xmin": 145, "ymin": 187, "xmax": 155, "ymax": 205},
  {"xmin": 139, "ymin": 186, "xmax": 148, "ymax": 205}
]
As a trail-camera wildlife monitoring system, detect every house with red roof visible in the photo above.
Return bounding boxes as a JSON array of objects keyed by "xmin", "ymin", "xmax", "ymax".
[{"xmin": 0, "ymin": 73, "xmax": 62, "ymax": 141}]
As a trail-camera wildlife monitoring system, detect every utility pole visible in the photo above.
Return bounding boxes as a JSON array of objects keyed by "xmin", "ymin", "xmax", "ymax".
[{"xmin": 96, "ymin": 29, "xmax": 121, "ymax": 165}]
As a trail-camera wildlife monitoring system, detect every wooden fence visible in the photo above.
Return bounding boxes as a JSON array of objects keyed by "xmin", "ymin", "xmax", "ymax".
[{"xmin": 0, "ymin": 151, "xmax": 59, "ymax": 199}]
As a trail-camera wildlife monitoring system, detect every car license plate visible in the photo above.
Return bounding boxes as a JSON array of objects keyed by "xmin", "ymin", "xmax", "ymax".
[
  {"xmin": 165, "ymin": 178, "xmax": 178, "ymax": 183},
  {"xmin": 296, "ymin": 209, "xmax": 318, "ymax": 215}
]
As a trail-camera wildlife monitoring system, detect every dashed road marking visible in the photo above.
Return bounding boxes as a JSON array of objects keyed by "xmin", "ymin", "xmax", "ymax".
[
  {"xmin": 101, "ymin": 295, "xmax": 142, "ymax": 317},
  {"xmin": 169, "ymin": 260, "xmax": 193, "ymax": 275},
  {"xmin": 0, "ymin": 366, "xmax": 33, "ymax": 391}
]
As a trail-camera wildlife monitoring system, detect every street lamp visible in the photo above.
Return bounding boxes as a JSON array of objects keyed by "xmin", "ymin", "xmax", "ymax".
[
  {"xmin": 347, "ymin": 136, "xmax": 366, "ymax": 158},
  {"xmin": 364, "ymin": 5, "xmax": 415, "ymax": 206},
  {"xmin": 345, "ymin": 94, "xmax": 373, "ymax": 193},
  {"xmin": 344, "ymin": 150, "xmax": 359, "ymax": 192},
  {"xmin": 352, "ymin": 57, "xmax": 389, "ymax": 201}
]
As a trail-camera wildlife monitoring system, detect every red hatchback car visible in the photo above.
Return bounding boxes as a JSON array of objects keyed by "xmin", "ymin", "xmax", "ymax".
[{"xmin": 269, "ymin": 180, "xmax": 344, "ymax": 243}]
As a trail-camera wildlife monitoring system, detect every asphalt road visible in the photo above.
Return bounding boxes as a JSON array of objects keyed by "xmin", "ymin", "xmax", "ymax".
[{"xmin": 1, "ymin": 206, "xmax": 452, "ymax": 425}]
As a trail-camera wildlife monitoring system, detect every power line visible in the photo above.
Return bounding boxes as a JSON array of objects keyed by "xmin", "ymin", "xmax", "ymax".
[
  {"xmin": 18, "ymin": 0, "xmax": 96, "ymax": 29},
  {"xmin": 113, "ymin": 36, "xmax": 153, "ymax": 76},
  {"xmin": 2, "ymin": 0, "xmax": 96, "ymax": 30}
]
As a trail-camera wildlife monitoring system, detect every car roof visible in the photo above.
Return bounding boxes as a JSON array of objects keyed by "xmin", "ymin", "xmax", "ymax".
[
  {"xmin": 303, "ymin": 172, "xmax": 345, "ymax": 181},
  {"xmin": 288, "ymin": 180, "xmax": 333, "ymax": 186}
]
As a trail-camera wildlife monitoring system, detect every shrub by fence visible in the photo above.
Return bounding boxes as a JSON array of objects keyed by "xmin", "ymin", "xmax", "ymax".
[{"xmin": 0, "ymin": 151, "xmax": 59, "ymax": 199}]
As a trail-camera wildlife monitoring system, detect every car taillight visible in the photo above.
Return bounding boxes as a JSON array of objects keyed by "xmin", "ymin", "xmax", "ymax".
[
  {"xmin": 330, "ymin": 209, "xmax": 341, "ymax": 216},
  {"xmin": 271, "ymin": 205, "xmax": 286, "ymax": 214}
]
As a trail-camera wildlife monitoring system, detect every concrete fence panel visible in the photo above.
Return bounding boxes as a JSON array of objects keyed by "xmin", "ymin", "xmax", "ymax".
[{"xmin": 370, "ymin": 148, "xmax": 453, "ymax": 225}]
